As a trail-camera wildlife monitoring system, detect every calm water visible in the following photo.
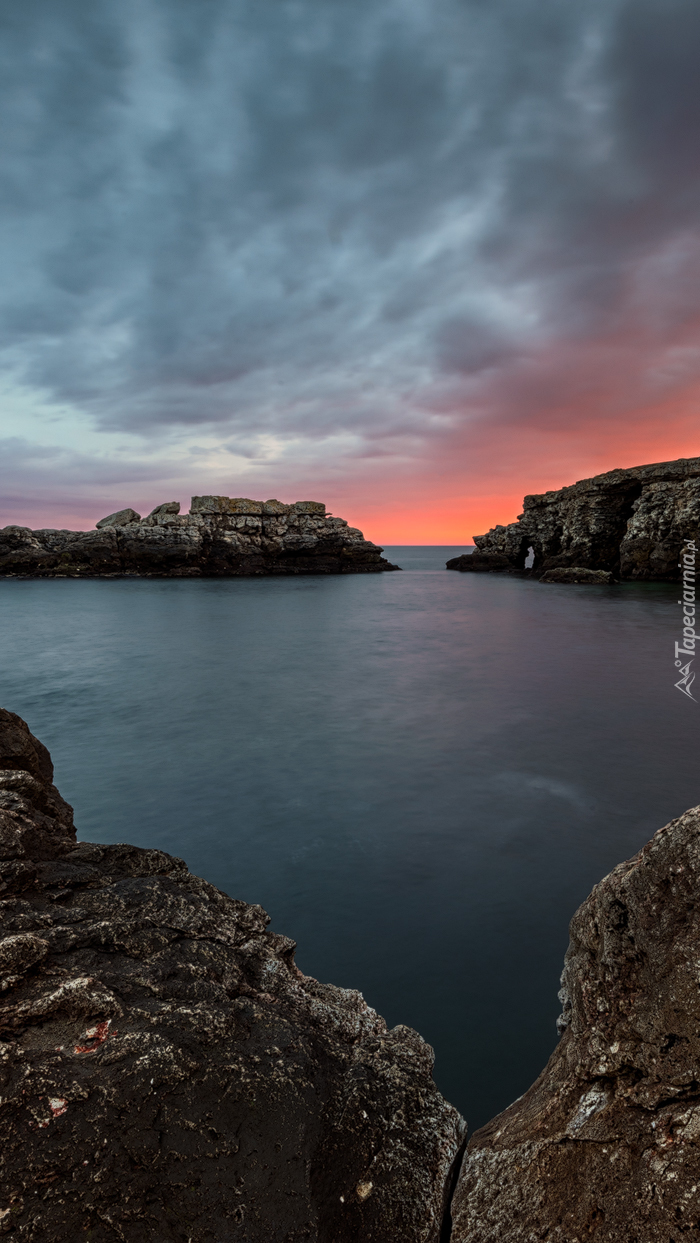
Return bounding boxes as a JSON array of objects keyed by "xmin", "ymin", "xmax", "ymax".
[{"xmin": 1, "ymin": 548, "xmax": 696, "ymax": 1129}]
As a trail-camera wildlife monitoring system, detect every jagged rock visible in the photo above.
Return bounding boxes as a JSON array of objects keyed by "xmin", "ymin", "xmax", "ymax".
[
  {"xmin": 539, "ymin": 567, "xmax": 615, "ymax": 584},
  {"xmin": 147, "ymin": 502, "xmax": 181, "ymax": 517},
  {"xmin": 140, "ymin": 502, "xmax": 182, "ymax": 528},
  {"xmin": 95, "ymin": 509, "xmax": 141, "ymax": 528},
  {"xmin": 450, "ymin": 456, "xmax": 700, "ymax": 581},
  {"xmin": 0, "ymin": 710, "xmax": 463, "ymax": 1241},
  {"xmin": 0, "ymin": 498, "xmax": 400, "ymax": 577},
  {"xmin": 451, "ymin": 805, "xmax": 700, "ymax": 1242}
]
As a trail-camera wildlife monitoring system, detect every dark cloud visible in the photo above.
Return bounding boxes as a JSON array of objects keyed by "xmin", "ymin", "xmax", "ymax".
[{"xmin": 1, "ymin": 0, "xmax": 700, "ymax": 480}]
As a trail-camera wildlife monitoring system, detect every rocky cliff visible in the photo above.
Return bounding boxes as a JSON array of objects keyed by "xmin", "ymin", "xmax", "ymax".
[
  {"xmin": 451, "ymin": 804, "xmax": 700, "ymax": 1242},
  {"xmin": 0, "ymin": 497, "xmax": 400, "ymax": 577},
  {"xmin": 0, "ymin": 709, "xmax": 462, "ymax": 1241},
  {"xmin": 447, "ymin": 456, "xmax": 700, "ymax": 579}
]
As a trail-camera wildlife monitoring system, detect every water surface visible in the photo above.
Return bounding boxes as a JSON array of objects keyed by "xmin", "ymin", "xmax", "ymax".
[{"xmin": 1, "ymin": 548, "xmax": 695, "ymax": 1129}]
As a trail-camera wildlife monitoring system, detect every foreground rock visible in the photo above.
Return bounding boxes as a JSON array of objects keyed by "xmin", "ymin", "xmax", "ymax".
[
  {"xmin": 452, "ymin": 805, "xmax": 700, "ymax": 1242},
  {"xmin": 0, "ymin": 710, "xmax": 463, "ymax": 1241},
  {"xmin": 0, "ymin": 497, "xmax": 400, "ymax": 577},
  {"xmin": 447, "ymin": 455, "xmax": 700, "ymax": 580}
]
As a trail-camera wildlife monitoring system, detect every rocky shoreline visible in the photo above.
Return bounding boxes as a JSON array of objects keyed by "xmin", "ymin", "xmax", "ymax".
[
  {"xmin": 447, "ymin": 455, "xmax": 700, "ymax": 581},
  {"xmin": 0, "ymin": 497, "xmax": 400, "ymax": 578},
  {"xmin": 3, "ymin": 707, "xmax": 700, "ymax": 1240}
]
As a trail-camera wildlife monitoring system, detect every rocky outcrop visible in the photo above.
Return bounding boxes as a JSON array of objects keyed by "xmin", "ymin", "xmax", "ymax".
[
  {"xmin": 451, "ymin": 804, "xmax": 700, "ymax": 1242},
  {"xmin": 447, "ymin": 456, "xmax": 700, "ymax": 580},
  {"xmin": 0, "ymin": 497, "xmax": 400, "ymax": 577},
  {"xmin": 0, "ymin": 709, "xmax": 463, "ymax": 1241},
  {"xmin": 96, "ymin": 508, "xmax": 142, "ymax": 528}
]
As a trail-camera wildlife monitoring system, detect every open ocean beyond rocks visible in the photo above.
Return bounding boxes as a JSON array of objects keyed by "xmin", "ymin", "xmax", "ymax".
[{"xmin": 1, "ymin": 546, "xmax": 695, "ymax": 1128}]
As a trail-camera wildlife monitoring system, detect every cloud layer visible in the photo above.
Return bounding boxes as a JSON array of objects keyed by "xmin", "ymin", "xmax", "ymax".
[{"xmin": 2, "ymin": 0, "xmax": 700, "ymax": 537}]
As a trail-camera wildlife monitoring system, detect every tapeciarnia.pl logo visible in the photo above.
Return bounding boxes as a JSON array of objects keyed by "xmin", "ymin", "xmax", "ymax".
[{"xmin": 675, "ymin": 539, "xmax": 697, "ymax": 700}]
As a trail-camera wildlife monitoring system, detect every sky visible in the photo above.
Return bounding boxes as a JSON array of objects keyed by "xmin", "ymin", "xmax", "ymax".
[{"xmin": 2, "ymin": 0, "xmax": 700, "ymax": 542}]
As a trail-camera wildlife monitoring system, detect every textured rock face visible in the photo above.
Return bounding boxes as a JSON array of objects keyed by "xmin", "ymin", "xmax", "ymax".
[
  {"xmin": 451, "ymin": 805, "xmax": 700, "ymax": 1242},
  {"xmin": 96, "ymin": 508, "xmax": 142, "ymax": 528},
  {"xmin": 0, "ymin": 710, "xmax": 464, "ymax": 1241},
  {"xmin": 539, "ymin": 567, "xmax": 615, "ymax": 584},
  {"xmin": 448, "ymin": 456, "xmax": 700, "ymax": 580},
  {"xmin": 0, "ymin": 497, "xmax": 400, "ymax": 577}
]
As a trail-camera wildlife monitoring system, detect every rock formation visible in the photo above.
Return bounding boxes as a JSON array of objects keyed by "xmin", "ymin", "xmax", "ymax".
[
  {"xmin": 7, "ymin": 705, "xmax": 700, "ymax": 1241},
  {"xmin": 451, "ymin": 804, "xmax": 700, "ymax": 1242},
  {"xmin": 0, "ymin": 709, "xmax": 463, "ymax": 1241},
  {"xmin": 0, "ymin": 497, "xmax": 400, "ymax": 577},
  {"xmin": 447, "ymin": 455, "xmax": 700, "ymax": 580}
]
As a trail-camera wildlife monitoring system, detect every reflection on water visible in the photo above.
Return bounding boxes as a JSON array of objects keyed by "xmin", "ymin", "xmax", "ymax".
[{"xmin": 0, "ymin": 550, "xmax": 693, "ymax": 1128}]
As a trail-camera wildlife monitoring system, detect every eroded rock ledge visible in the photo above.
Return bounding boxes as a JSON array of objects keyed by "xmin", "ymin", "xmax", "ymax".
[
  {"xmin": 447, "ymin": 455, "xmax": 700, "ymax": 579},
  {"xmin": 0, "ymin": 496, "xmax": 400, "ymax": 577},
  {"xmin": 0, "ymin": 709, "xmax": 463, "ymax": 1241}
]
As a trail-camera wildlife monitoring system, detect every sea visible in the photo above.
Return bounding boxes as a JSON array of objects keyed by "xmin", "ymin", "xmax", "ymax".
[{"xmin": 1, "ymin": 547, "xmax": 696, "ymax": 1130}]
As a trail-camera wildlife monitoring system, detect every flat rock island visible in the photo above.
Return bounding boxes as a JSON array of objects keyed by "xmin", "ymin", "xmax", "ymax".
[{"xmin": 0, "ymin": 497, "xmax": 400, "ymax": 577}]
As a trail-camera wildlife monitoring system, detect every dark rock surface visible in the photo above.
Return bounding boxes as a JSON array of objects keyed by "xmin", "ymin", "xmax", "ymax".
[
  {"xmin": 0, "ymin": 709, "xmax": 463, "ymax": 1241},
  {"xmin": 0, "ymin": 497, "xmax": 400, "ymax": 577},
  {"xmin": 447, "ymin": 456, "xmax": 700, "ymax": 580},
  {"xmin": 452, "ymin": 804, "xmax": 700, "ymax": 1242},
  {"xmin": 539, "ymin": 567, "xmax": 615, "ymax": 584},
  {"xmin": 445, "ymin": 551, "xmax": 511, "ymax": 573}
]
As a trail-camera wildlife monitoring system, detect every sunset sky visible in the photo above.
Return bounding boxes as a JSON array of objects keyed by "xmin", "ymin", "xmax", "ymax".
[{"xmin": 2, "ymin": 0, "xmax": 700, "ymax": 542}]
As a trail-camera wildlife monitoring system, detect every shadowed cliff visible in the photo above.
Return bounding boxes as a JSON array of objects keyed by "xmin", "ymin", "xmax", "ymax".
[{"xmin": 447, "ymin": 456, "xmax": 700, "ymax": 580}]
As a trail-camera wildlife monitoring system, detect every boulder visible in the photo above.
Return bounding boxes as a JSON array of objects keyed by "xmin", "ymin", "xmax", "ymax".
[
  {"xmin": 291, "ymin": 501, "xmax": 326, "ymax": 515},
  {"xmin": 190, "ymin": 496, "xmax": 263, "ymax": 515},
  {"xmin": 147, "ymin": 502, "xmax": 180, "ymax": 518},
  {"xmin": 0, "ymin": 710, "xmax": 462, "ymax": 1241},
  {"xmin": 95, "ymin": 508, "xmax": 141, "ymax": 528},
  {"xmin": 451, "ymin": 805, "xmax": 700, "ymax": 1242}
]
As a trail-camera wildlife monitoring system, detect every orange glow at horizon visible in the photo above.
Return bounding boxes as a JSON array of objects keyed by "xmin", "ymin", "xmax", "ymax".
[
  {"xmin": 352, "ymin": 332, "xmax": 700, "ymax": 542},
  {"xmin": 7, "ymin": 333, "xmax": 700, "ymax": 542},
  {"xmin": 351, "ymin": 385, "xmax": 700, "ymax": 544}
]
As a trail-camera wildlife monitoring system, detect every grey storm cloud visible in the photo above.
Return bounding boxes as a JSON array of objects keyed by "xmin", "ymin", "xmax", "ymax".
[{"xmin": 2, "ymin": 0, "xmax": 700, "ymax": 452}]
